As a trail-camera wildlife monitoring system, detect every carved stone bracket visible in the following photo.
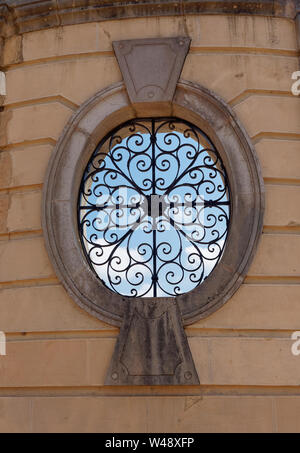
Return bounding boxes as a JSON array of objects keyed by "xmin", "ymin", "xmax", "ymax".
[
  {"xmin": 113, "ymin": 37, "xmax": 191, "ymax": 103},
  {"xmin": 105, "ymin": 300, "xmax": 199, "ymax": 385}
]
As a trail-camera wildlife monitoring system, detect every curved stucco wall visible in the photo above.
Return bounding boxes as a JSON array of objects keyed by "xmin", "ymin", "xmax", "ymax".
[{"xmin": 0, "ymin": 6, "xmax": 300, "ymax": 432}]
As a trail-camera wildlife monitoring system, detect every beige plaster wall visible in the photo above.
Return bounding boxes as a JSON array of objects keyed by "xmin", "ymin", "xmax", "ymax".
[{"xmin": 0, "ymin": 14, "xmax": 300, "ymax": 432}]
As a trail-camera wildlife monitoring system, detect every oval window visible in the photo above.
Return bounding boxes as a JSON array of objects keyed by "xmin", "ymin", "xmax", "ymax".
[{"xmin": 78, "ymin": 117, "xmax": 230, "ymax": 298}]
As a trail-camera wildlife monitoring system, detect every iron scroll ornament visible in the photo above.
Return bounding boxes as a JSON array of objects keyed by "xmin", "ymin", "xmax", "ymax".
[{"xmin": 78, "ymin": 117, "xmax": 230, "ymax": 299}]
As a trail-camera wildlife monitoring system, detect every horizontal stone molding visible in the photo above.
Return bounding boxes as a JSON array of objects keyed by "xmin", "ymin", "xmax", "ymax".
[
  {"xmin": 1, "ymin": 284, "xmax": 300, "ymax": 333},
  {"xmin": 0, "ymin": 1, "xmax": 299, "ymax": 37},
  {"xmin": 1, "ymin": 336, "xmax": 300, "ymax": 387},
  {"xmin": 0, "ymin": 395, "xmax": 282, "ymax": 433}
]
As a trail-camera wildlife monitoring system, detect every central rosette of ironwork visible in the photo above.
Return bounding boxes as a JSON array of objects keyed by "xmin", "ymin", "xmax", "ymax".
[{"xmin": 78, "ymin": 118, "xmax": 230, "ymax": 297}]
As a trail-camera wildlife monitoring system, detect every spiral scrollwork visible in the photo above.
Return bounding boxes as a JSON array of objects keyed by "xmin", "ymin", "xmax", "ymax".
[{"xmin": 78, "ymin": 117, "xmax": 230, "ymax": 297}]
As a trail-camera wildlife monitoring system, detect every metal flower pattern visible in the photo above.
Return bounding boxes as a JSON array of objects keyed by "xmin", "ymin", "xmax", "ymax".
[{"xmin": 78, "ymin": 118, "xmax": 230, "ymax": 297}]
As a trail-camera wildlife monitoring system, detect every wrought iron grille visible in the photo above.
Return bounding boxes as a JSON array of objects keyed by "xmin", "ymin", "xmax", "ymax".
[{"xmin": 78, "ymin": 118, "xmax": 230, "ymax": 298}]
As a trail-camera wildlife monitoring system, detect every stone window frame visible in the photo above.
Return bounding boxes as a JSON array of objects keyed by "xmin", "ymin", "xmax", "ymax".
[{"xmin": 42, "ymin": 80, "xmax": 264, "ymax": 327}]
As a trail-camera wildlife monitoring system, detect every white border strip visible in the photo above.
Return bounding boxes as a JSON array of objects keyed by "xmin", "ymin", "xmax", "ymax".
[{"xmin": 0, "ymin": 71, "xmax": 6, "ymax": 96}]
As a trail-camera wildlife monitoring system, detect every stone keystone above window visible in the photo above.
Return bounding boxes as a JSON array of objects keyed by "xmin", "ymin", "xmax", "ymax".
[{"xmin": 113, "ymin": 37, "xmax": 191, "ymax": 103}]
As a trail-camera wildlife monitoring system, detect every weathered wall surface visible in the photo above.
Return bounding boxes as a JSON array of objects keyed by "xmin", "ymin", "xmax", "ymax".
[{"xmin": 0, "ymin": 12, "xmax": 300, "ymax": 432}]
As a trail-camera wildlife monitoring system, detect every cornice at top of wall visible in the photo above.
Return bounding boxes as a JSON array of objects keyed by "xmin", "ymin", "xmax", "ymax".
[{"xmin": 0, "ymin": 1, "xmax": 299, "ymax": 38}]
